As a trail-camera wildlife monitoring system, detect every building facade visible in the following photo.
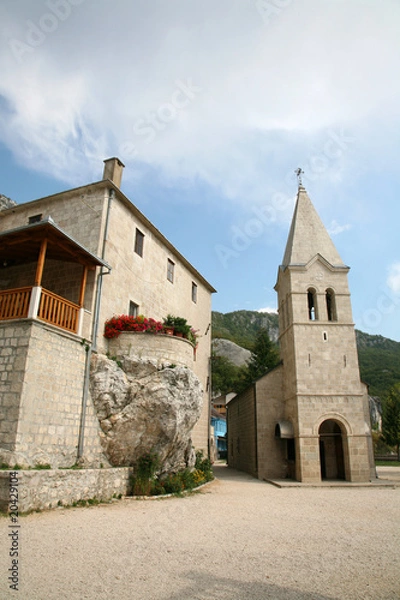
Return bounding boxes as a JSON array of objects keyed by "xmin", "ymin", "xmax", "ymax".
[
  {"xmin": 0, "ymin": 158, "xmax": 215, "ymax": 468},
  {"xmin": 227, "ymin": 185, "xmax": 375, "ymax": 483}
]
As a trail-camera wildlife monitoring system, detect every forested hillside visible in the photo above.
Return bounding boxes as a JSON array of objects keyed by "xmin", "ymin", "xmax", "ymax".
[
  {"xmin": 212, "ymin": 310, "xmax": 400, "ymax": 399},
  {"xmin": 212, "ymin": 310, "xmax": 279, "ymax": 349}
]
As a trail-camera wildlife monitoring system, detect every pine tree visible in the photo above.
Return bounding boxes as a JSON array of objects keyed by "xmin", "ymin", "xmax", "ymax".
[
  {"xmin": 382, "ymin": 383, "xmax": 400, "ymax": 460},
  {"xmin": 245, "ymin": 328, "xmax": 280, "ymax": 385}
]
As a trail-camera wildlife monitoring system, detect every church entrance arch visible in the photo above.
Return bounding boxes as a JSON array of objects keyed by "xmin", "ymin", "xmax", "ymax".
[{"xmin": 319, "ymin": 419, "xmax": 346, "ymax": 480}]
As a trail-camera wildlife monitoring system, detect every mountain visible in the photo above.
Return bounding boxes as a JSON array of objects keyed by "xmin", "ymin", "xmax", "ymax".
[
  {"xmin": 212, "ymin": 310, "xmax": 279, "ymax": 350},
  {"xmin": 212, "ymin": 310, "xmax": 400, "ymax": 399},
  {"xmin": 0, "ymin": 194, "xmax": 17, "ymax": 210}
]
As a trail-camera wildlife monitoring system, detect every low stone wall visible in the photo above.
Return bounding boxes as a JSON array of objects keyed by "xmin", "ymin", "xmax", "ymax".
[
  {"xmin": 0, "ymin": 467, "xmax": 132, "ymax": 513},
  {"xmin": 107, "ymin": 331, "xmax": 195, "ymax": 368}
]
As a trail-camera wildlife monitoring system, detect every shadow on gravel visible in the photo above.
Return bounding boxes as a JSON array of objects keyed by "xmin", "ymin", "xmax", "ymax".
[
  {"xmin": 212, "ymin": 464, "xmax": 262, "ymax": 483},
  {"xmin": 162, "ymin": 570, "xmax": 334, "ymax": 600}
]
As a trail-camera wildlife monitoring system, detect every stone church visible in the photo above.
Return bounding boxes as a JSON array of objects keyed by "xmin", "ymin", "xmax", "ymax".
[{"xmin": 227, "ymin": 184, "xmax": 375, "ymax": 483}]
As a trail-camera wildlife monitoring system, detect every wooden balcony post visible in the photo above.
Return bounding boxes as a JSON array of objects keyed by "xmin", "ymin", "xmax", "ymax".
[
  {"xmin": 78, "ymin": 266, "xmax": 88, "ymax": 308},
  {"xmin": 35, "ymin": 238, "xmax": 48, "ymax": 286},
  {"xmin": 77, "ymin": 266, "xmax": 89, "ymax": 337}
]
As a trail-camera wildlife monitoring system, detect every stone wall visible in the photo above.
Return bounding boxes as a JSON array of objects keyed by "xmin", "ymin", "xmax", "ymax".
[
  {"xmin": 0, "ymin": 321, "xmax": 30, "ymax": 452},
  {"xmin": 0, "ymin": 320, "xmax": 107, "ymax": 468},
  {"xmin": 255, "ymin": 366, "xmax": 287, "ymax": 481},
  {"xmin": 107, "ymin": 331, "xmax": 195, "ymax": 368},
  {"xmin": 227, "ymin": 386, "xmax": 257, "ymax": 477},
  {"xmin": 0, "ymin": 468, "xmax": 132, "ymax": 513}
]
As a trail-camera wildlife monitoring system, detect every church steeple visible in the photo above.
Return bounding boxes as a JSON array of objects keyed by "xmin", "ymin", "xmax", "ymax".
[{"xmin": 282, "ymin": 185, "xmax": 345, "ymax": 269}]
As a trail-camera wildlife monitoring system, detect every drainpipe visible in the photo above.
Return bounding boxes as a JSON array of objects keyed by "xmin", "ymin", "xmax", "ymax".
[{"xmin": 77, "ymin": 188, "xmax": 114, "ymax": 462}]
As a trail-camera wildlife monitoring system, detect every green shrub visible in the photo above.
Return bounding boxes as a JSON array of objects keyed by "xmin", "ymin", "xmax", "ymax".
[
  {"xmin": 131, "ymin": 451, "xmax": 160, "ymax": 496},
  {"xmin": 130, "ymin": 450, "xmax": 213, "ymax": 496},
  {"xmin": 195, "ymin": 451, "xmax": 214, "ymax": 482},
  {"xmin": 161, "ymin": 473, "xmax": 184, "ymax": 494}
]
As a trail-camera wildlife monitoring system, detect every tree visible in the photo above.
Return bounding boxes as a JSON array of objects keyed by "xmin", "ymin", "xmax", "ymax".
[
  {"xmin": 211, "ymin": 353, "xmax": 244, "ymax": 396},
  {"xmin": 382, "ymin": 383, "xmax": 400, "ymax": 460},
  {"xmin": 244, "ymin": 328, "xmax": 280, "ymax": 387}
]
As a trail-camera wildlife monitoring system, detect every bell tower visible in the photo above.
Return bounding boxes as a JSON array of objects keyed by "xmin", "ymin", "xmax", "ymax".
[{"xmin": 275, "ymin": 183, "xmax": 375, "ymax": 482}]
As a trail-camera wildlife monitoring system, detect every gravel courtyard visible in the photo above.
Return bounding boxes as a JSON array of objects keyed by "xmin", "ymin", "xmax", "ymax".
[{"xmin": 1, "ymin": 465, "xmax": 399, "ymax": 600}]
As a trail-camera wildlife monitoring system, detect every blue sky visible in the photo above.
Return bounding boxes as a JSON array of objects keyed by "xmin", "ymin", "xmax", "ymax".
[{"xmin": 1, "ymin": 0, "xmax": 400, "ymax": 341}]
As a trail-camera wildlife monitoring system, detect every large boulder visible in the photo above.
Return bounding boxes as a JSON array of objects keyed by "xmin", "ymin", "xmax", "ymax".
[{"xmin": 89, "ymin": 354, "xmax": 203, "ymax": 474}]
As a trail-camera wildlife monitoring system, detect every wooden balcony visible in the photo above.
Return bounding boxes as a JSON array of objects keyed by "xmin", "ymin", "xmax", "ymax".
[
  {"xmin": 38, "ymin": 289, "xmax": 80, "ymax": 333},
  {"xmin": 0, "ymin": 287, "xmax": 31, "ymax": 320},
  {"xmin": 0, "ymin": 287, "xmax": 80, "ymax": 334}
]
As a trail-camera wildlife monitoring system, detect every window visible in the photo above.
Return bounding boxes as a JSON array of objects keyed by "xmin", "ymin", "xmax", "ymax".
[
  {"xmin": 28, "ymin": 214, "xmax": 42, "ymax": 224},
  {"xmin": 191, "ymin": 282, "xmax": 198, "ymax": 303},
  {"xmin": 129, "ymin": 301, "xmax": 139, "ymax": 317},
  {"xmin": 325, "ymin": 289, "xmax": 337, "ymax": 321},
  {"xmin": 167, "ymin": 259, "xmax": 174, "ymax": 283},
  {"xmin": 307, "ymin": 288, "xmax": 318, "ymax": 320},
  {"xmin": 134, "ymin": 229, "xmax": 144, "ymax": 257}
]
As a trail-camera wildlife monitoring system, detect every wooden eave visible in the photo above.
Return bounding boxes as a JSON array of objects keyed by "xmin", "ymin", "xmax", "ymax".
[{"xmin": 0, "ymin": 217, "xmax": 111, "ymax": 269}]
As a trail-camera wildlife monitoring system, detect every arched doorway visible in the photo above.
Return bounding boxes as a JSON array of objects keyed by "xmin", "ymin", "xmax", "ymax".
[{"xmin": 319, "ymin": 420, "xmax": 346, "ymax": 480}]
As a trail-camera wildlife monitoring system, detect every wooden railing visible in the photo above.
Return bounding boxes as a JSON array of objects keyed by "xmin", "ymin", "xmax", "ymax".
[
  {"xmin": 0, "ymin": 287, "xmax": 31, "ymax": 320},
  {"xmin": 38, "ymin": 288, "xmax": 79, "ymax": 333}
]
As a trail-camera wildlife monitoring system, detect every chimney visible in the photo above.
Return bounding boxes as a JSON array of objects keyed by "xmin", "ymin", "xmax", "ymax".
[{"xmin": 102, "ymin": 157, "xmax": 125, "ymax": 188}]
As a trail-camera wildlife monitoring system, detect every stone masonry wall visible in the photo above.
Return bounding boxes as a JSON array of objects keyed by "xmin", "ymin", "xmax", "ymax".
[
  {"xmin": 227, "ymin": 386, "xmax": 257, "ymax": 477},
  {"xmin": 0, "ymin": 320, "xmax": 107, "ymax": 468},
  {"xmin": 107, "ymin": 331, "xmax": 195, "ymax": 368},
  {"xmin": 0, "ymin": 322, "xmax": 30, "ymax": 452},
  {"xmin": 0, "ymin": 468, "xmax": 132, "ymax": 513},
  {"xmin": 255, "ymin": 366, "xmax": 286, "ymax": 481}
]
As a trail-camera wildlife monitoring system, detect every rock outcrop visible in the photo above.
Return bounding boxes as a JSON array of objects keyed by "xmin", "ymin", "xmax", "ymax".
[
  {"xmin": 0, "ymin": 194, "xmax": 17, "ymax": 210},
  {"xmin": 369, "ymin": 396, "xmax": 382, "ymax": 431},
  {"xmin": 212, "ymin": 338, "xmax": 251, "ymax": 367},
  {"xmin": 89, "ymin": 354, "xmax": 203, "ymax": 474}
]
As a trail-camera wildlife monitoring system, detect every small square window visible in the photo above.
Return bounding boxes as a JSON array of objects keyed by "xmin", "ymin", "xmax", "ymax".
[
  {"xmin": 129, "ymin": 301, "xmax": 139, "ymax": 317},
  {"xmin": 167, "ymin": 259, "xmax": 175, "ymax": 283},
  {"xmin": 134, "ymin": 229, "xmax": 144, "ymax": 257},
  {"xmin": 28, "ymin": 214, "xmax": 42, "ymax": 224},
  {"xmin": 191, "ymin": 282, "xmax": 198, "ymax": 303}
]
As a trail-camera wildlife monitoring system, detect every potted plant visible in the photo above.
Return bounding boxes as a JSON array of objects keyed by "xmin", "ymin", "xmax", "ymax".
[
  {"xmin": 171, "ymin": 316, "xmax": 190, "ymax": 338},
  {"xmin": 162, "ymin": 314, "xmax": 175, "ymax": 336}
]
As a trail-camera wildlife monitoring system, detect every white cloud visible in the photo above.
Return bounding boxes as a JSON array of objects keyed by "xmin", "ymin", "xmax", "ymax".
[
  {"xmin": 327, "ymin": 220, "xmax": 352, "ymax": 236},
  {"xmin": 0, "ymin": 0, "xmax": 400, "ymax": 204},
  {"xmin": 387, "ymin": 262, "xmax": 400, "ymax": 295},
  {"xmin": 258, "ymin": 306, "xmax": 278, "ymax": 314}
]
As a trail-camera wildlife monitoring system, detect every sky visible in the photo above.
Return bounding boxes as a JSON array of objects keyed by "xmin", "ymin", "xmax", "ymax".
[{"xmin": 0, "ymin": 0, "xmax": 400, "ymax": 341}]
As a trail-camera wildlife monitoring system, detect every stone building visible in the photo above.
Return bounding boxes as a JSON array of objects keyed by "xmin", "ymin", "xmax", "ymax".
[
  {"xmin": 227, "ymin": 185, "xmax": 375, "ymax": 483},
  {"xmin": 0, "ymin": 158, "xmax": 215, "ymax": 469}
]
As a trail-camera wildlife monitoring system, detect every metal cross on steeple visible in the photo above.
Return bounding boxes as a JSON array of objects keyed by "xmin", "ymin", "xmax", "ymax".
[{"xmin": 295, "ymin": 168, "xmax": 304, "ymax": 188}]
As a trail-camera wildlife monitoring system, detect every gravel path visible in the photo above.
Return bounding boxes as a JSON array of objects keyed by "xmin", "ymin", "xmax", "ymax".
[{"xmin": 1, "ymin": 465, "xmax": 399, "ymax": 600}]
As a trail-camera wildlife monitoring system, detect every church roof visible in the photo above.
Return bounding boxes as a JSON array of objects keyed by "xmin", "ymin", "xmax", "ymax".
[{"xmin": 281, "ymin": 186, "xmax": 345, "ymax": 268}]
